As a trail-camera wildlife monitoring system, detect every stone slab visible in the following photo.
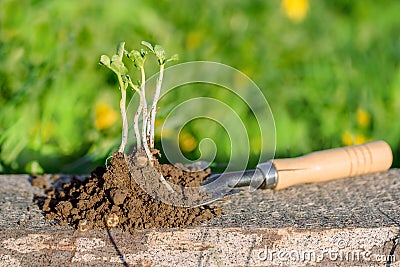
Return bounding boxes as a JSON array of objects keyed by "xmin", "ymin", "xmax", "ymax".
[{"xmin": 0, "ymin": 170, "xmax": 399, "ymax": 266}]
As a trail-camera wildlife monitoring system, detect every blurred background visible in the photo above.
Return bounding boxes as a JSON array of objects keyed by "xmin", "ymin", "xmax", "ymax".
[{"xmin": 1, "ymin": 0, "xmax": 399, "ymax": 174}]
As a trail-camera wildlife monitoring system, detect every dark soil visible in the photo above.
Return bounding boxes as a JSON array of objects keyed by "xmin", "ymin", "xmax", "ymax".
[{"xmin": 33, "ymin": 152, "xmax": 222, "ymax": 233}]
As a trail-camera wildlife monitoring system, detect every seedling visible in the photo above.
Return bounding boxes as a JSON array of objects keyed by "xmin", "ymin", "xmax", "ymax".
[
  {"xmin": 99, "ymin": 41, "xmax": 177, "ymax": 166},
  {"xmin": 141, "ymin": 41, "xmax": 179, "ymax": 149},
  {"xmin": 99, "ymin": 42, "xmax": 129, "ymax": 154}
]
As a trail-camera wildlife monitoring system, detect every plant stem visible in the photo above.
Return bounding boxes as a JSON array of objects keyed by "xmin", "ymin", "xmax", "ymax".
[
  {"xmin": 149, "ymin": 63, "xmax": 164, "ymax": 149},
  {"xmin": 128, "ymin": 79, "xmax": 146, "ymax": 153},
  {"xmin": 133, "ymin": 104, "xmax": 142, "ymax": 149},
  {"xmin": 159, "ymin": 174, "xmax": 175, "ymax": 193},
  {"xmin": 139, "ymin": 64, "xmax": 172, "ymax": 193},
  {"xmin": 129, "ymin": 81, "xmax": 142, "ymax": 150},
  {"xmin": 117, "ymin": 75, "xmax": 128, "ymax": 153},
  {"xmin": 139, "ymin": 67, "xmax": 152, "ymax": 161}
]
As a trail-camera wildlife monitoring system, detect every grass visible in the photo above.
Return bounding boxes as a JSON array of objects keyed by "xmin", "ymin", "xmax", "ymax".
[{"xmin": 1, "ymin": 0, "xmax": 399, "ymax": 173}]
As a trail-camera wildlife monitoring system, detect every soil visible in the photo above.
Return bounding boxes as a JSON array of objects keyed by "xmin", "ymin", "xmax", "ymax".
[{"xmin": 33, "ymin": 152, "xmax": 222, "ymax": 233}]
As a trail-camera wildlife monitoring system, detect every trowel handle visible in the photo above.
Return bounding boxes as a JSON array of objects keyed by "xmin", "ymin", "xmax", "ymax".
[{"xmin": 273, "ymin": 140, "xmax": 393, "ymax": 190}]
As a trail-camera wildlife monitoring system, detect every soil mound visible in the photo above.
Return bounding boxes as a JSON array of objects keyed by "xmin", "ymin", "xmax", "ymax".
[{"xmin": 33, "ymin": 152, "xmax": 222, "ymax": 233}]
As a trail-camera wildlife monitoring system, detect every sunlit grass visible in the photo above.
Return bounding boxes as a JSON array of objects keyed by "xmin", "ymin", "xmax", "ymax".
[{"xmin": 1, "ymin": 0, "xmax": 399, "ymax": 173}]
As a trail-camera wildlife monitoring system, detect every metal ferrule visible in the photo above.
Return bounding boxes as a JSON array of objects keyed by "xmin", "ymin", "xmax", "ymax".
[{"xmin": 256, "ymin": 161, "xmax": 278, "ymax": 189}]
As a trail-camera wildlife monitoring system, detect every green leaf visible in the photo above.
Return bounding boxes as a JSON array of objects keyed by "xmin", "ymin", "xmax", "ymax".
[
  {"xmin": 111, "ymin": 54, "xmax": 120, "ymax": 62},
  {"xmin": 116, "ymin": 41, "xmax": 125, "ymax": 61},
  {"xmin": 167, "ymin": 54, "xmax": 179, "ymax": 62},
  {"xmin": 140, "ymin": 48, "xmax": 147, "ymax": 57},
  {"xmin": 154, "ymin": 44, "xmax": 165, "ymax": 62},
  {"xmin": 141, "ymin": 41, "xmax": 154, "ymax": 52},
  {"xmin": 110, "ymin": 61, "xmax": 128, "ymax": 75},
  {"xmin": 128, "ymin": 49, "xmax": 145, "ymax": 68},
  {"xmin": 127, "ymin": 50, "xmax": 137, "ymax": 60},
  {"xmin": 120, "ymin": 75, "xmax": 129, "ymax": 90},
  {"xmin": 99, "ymin": 55, "xmax": 111, "ymax": 67},
  {"xmin": 121, "ymin": 74, "xmax": 130, "ymax": 84}
]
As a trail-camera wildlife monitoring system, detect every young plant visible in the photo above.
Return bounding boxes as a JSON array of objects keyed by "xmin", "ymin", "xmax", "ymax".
[
  {"xmin": 99, "ymin": 42, "xmax": 129, "ymax": 153},
  {"xmin": 126, "ymin": 48, "xmax": 152, "ymax": 160},
  {"xmin": 99, "ymin": 41, "xmax": 178, "ymax": 190},
  {"xmin": 141, "ymin": 41, "xmax": 178, "ymax": 149}
]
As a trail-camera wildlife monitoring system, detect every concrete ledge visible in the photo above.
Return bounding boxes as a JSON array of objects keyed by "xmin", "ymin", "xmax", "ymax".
[{"xmin": 1, "ymin": 170, "xmax": 399, "ymax": 266}]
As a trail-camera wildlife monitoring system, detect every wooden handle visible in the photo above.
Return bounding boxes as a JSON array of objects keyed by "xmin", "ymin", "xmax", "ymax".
[{"xmin": 273, "ymin": 140, "xmax": 393, "ymax": 190}]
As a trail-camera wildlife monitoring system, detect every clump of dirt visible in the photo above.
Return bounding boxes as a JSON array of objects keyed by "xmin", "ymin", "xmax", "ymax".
[{"xmin": 33, "ymin": 152, "xmax": 222, "ymax": 233}]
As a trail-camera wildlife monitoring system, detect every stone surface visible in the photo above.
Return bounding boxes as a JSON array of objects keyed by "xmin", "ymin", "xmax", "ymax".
[{"xmin": 0, "ymin": 170, "xmax": 399, "ymax": 266}]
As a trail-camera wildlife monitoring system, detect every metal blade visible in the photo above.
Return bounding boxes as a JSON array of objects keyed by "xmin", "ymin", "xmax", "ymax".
[{"xmin": 191, "ymin": 169, "xmax": 266, "ymax": 207}]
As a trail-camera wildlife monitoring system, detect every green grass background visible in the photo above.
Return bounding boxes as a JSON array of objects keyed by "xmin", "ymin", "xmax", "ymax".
[{"xmin": 1, "ymin": 0, "xmax": 399, "ymax": 173}]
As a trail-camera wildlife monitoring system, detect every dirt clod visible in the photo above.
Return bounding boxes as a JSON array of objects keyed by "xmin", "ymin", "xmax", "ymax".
[
  {"xmin": 109, "ymin": 188, "xmax": 127, "ymax": 205},
  {"xmin": 33, "ymin": 152, "xmax": 222, "ymax": 233},
  {"xmin": 31, "ymin": 175, "xmax": 49, "ymax": 189}
]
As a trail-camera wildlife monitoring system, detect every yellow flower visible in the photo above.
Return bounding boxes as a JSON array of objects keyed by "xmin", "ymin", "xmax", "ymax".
[
  {"xmin": 282, "ymin": 0, "xmax": 309, "ymax": 23},
  {"xmin": 179, "ymin": 132, "xmax": 197, "ymax": 152},
  {"xmin": 341, "ymin": 130, "xmax": 354, "ymax": 146},
  {"xmin": 95, "ymin": 102, "xmax": 118, "ymax": 130},
  {"xmin": 356, "ymin": 108, "xmax": 371, "ymax": 128},
  {"xmin": 355, "ymin": 134, "xmax": 371, "ymax": 145},
  {"xmin": 154, "ymin": 118, "xmax": 164, "ymax": 138},
  {"xmin": 342, "ymin": 131, "xmax": 371, "ymax": 146}
]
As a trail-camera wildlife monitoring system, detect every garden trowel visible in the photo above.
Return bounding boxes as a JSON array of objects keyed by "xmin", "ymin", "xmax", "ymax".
[{"xmin": 200, "ymin": 140, "xmax": 393, "ymax": 205}]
